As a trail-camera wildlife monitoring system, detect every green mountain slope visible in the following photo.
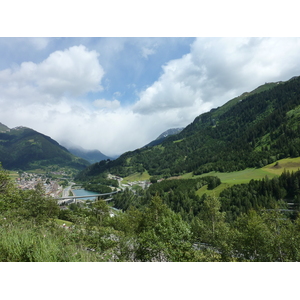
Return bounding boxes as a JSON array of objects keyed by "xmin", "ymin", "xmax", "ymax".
[
  {"xmin": 76, "ymin": 76, "xmax": 300, "ymax": 181},
  {"xmin": 0, "ymin": 126, "xmax": 90, "ymax": 171}
]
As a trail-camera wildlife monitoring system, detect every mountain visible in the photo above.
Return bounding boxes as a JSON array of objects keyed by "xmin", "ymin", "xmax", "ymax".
[
  {"xmin": 156, "ymin": 127, "xmax": 184, "ymax": 140},
  {"xmin": 0, "ymin": 125, "xmax": 90, "ymax": 171},
  {"xmin": 67, "ymin": 145, "xmax": 111, "ymax": 164},
  {"xmin": 0, "ymin": 122, "xmax": 9, "ymax": 132},
  {"xmin": 75, "ymin": 76, "xmax": 300, "ymax": 181},
  {"xmin": 144, "ymin": 127, "xmax": 184, "ymax": 148}
]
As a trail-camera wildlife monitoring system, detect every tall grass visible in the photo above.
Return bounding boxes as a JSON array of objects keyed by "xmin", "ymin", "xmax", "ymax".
[{"xmin": 0, "ymin": 220, "xmax": 101, "ymax": 262}]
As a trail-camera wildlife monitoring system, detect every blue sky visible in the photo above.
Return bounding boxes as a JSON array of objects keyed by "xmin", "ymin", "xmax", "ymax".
[{"xmin": 1, "ymin": 37, "xmax": 300, "ymax": 156}]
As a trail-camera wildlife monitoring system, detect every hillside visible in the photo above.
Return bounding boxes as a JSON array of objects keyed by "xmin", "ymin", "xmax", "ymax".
[
  {"xmin": 0, "ymin": 126, "xmax": 90, "ymax": 171},
  {"xmin": 75, "ymin": 76, "xmax": 300, "ymax": 181}
]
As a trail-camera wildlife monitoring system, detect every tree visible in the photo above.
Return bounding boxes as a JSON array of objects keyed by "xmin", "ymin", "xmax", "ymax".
[
  {"xmin": 89, "ymin": 199, "xmax": 110, "ymax": 228},
  {"xmin": 233, "ymin": 210, "xmax": 273, "ymax": 261},
  {"xmin": 192, "ymin": 195, "xmax": 233, "ymax": 260},
  {"xmin": 0, "ymin": 164, "xmax": 24, "ymax": 216},
  {"xmin": 22, "ymin": 183, "xmax": 59, "ymax": 224},
  {"xmin": 133, "ymin": 196, "xmax": 193, "ymax": 261}
]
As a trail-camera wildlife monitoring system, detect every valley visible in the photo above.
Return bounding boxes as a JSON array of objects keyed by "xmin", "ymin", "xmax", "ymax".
[{"xmin": 2, "ymin": 75, "xmax": 300, "ymax": 262}]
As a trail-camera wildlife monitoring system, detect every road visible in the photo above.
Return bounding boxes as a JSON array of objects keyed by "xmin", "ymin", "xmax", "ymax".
[{"xmin": 62, "ymin": 183, "xmax": 74, "ymax": 198}]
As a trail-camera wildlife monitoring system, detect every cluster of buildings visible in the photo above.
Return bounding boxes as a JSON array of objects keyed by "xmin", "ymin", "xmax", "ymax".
[
  {"xmin": 121, "ymin": 180, "xmax": 152, "ymax": 190},
  {"xmin": 107, "ymin": 173, "xmax": 152, "ymax": 190},
  {"xmin": 16, "ymin": 172, "xmax": 63, "ymax": 197}
]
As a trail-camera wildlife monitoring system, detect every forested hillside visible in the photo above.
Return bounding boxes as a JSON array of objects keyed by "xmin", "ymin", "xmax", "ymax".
[
  {"xmin": 0, "ymin": 126, "xmax": 90, "ymax": 171},
  {"xmin": 76, "ymin": 76, "xmax": 300, "ymax": 181}
]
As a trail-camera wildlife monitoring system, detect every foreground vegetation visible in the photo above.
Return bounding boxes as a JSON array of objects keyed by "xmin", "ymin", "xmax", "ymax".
[{"xmin": 2, "ymin": 163, "xmax": 300, "ymax": 262}]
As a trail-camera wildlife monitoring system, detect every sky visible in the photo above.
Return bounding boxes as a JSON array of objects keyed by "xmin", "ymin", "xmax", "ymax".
[{"xmin": 1, "ymin": 37, "xmax": 300, "ymax": 157}]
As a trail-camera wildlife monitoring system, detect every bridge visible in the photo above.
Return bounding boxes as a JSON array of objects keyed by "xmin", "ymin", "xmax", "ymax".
[{"xmin": 57, "ymin": 191, "xmax": 118, "ymax": 205}]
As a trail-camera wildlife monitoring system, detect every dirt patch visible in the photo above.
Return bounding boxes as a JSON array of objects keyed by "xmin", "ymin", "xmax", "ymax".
[
  {"xmin": 271, "ymin": 163, "xmax": 282, "ymax": 169},
  {"xmin": 270, "ymin": 161, "xmax": 300, "ymax": 170},
  {"xmin": 285, "ymin": 162, "xmax": 300, "ymax": 168}
]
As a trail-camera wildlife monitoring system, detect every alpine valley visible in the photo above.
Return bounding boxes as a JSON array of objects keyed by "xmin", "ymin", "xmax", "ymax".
[{"xmin": 3, "ymin": 75, "xmax": 300, "ymax": 262}]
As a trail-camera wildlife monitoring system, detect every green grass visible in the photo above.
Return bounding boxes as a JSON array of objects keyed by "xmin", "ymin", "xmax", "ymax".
[
  {"xmin": 196, "ymin": 183, "xmax": 233, "ymax": 198},
  {"xmin": 173, "ymin": 139, "xmax": 183, "ymax": 143},
  {"xmin": 192, "ymin": 156, "xmax": 300, "ymax": 197},
  {"xmin": 123, "ymin": 171, "xmax": 150, "ymax": 184},
  {"xmin": 181, "ymin": 168, "xmax": 276, "ymax": 183},
  {"xmin": 55, "ymin": 219, "xmax": 73, "ymax": 227},
  {"xmin": 262, "ymin": 157, "xmax": 300, "ymax": 175},
  {"xmin": 199, "ymin": 168, "xmax": 276, "ymax": 184},
  {"xmin": 8, "ymin": 171, "xmax": 19, "ymax": 179},
  {"xmin": 193, "ymin": 169, "xmax": 276, "ymax": 198},
  {"xmin": 181, "ymin": 168, "xmax": 278, "ymax": 198}
]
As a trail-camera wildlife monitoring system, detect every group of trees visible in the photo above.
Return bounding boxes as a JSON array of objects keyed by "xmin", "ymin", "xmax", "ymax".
[{"xmin": 219, "ymin": 169, "xmax": 300, "ymax": 221}]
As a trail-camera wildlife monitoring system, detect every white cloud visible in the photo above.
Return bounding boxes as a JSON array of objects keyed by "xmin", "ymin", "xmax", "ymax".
[
  {"xmin": 141, "ymin": 46, "xmax": 156, "ymax": 59},
  {"xmin": 93, "ymin": 99, "xmax": 121, "ymax": 110},
  {"xmin": 2, "ymin": 38, "xmax": 300, "ymax": 158},
  {"xmin": 28, "ymin": 37, "xmax": 50, "ymax": 50},
  {"xmin": 0, "ymin": 45, "xmax": 104, "ymax": 102},
  {"xmin": 133, "ymin": 37, "xmax": 300, "ymax": 120}
]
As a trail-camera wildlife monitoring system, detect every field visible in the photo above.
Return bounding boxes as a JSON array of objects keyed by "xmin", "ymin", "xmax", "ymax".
[
  {"xmin": 184, "ymin": 157, "xmax": 300, "ymax": 197},
  {"xmin": 8, "ymin": 171, "xmax": 19, "ymax": 179},
  {"xmin": 123, "ymin": 171, "xmax": 150, "ymax": 184},
  {"xmin": 262, "ymin": 157, "xmax": 300, "ymax": 175}
]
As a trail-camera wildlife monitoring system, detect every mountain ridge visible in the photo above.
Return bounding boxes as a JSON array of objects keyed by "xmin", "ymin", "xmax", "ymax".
[
  {"xmin": 75, "ymin": 75, "xmax": 300, "ymax": 181},
  {"xmin": 0, "ymin": 125, "xmax": 90, "ymax": 171}
]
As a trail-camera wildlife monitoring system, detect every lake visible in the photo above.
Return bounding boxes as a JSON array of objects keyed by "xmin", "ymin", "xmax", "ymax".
[{"xmin": 72, "ymin": 189, "xmax": 99, "ymax": 201}]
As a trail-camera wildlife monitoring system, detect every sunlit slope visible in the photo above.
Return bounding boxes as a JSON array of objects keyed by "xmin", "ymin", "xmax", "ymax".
[{"xmin": 193, "ymin": 157, "xmax": 300, "ymax": 197}]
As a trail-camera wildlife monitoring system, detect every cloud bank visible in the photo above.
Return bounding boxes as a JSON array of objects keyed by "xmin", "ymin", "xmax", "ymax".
[{"xmin": 1, "ymin": 38, "xmax": 300, "ymax": 157}]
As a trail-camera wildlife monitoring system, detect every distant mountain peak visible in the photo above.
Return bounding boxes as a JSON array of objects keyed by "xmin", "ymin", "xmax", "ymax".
[
  {"xmin": 65, "ymin": 144, "xmax": 111, "ymax": 164},
  {"xmin": 0, "ymin": 122, "xmax": 10, "ymax": 132},
  {"xmin": 143, "ymin": 127, "xmax": 184, "ymax": 148},
  {"xmin": 155, "ymin": 128, "xmax": 184, "ymax": 140}
]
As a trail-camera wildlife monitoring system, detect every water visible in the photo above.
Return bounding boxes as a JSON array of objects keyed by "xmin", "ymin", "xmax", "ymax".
[
  {"xmin": 71, "ymin": 189, "xmax": 120, "ymax": 212},
  {"xmin": 72, "ymin": 189, "xmax": 99, "ymax": 201}
]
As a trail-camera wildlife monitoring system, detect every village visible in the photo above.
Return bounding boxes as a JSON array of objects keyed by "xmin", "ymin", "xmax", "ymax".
[
  {"xmin": 107, "ymin": 174, "xmax": 152, "ymax": 190},
  {"xmin": 15, "ymin": 172, "xmax": 65, "ymax": 198}
]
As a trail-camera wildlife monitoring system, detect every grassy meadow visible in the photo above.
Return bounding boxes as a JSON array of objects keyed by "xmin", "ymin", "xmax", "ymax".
[
  {"xmin": 122, "ymin": 171, "xmax": 150, "ymax": 184},
  {"xmin": 182, "ymin": 157, "xmax": 300, "ymax": 197}
]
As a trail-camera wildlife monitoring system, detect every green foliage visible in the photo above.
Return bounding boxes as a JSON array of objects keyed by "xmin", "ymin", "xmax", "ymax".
[
  {"xmin": 232, "ymin": 210, "xmax": 300, "ymax": 261},
  {"xmin": 82, "ymin": 183, "xmax": 112, "ymax": 194},
  {"xmin": 219, "ymin": 169, "xmax": 300, "ymax": 220},
  {"xmin": 0, "ymin": 220, "xmax": 101, "ymax": 262},
  {"xmin": 126, "ymin": 196, "xmax": 193, "ymax": 262},
  {"xmin": 3, "ymin": 161, "xmax": 300, "ymax": 261}
]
